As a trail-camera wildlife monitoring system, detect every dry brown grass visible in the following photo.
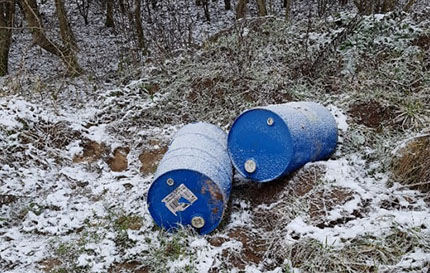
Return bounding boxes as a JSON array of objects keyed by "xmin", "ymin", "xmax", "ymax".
[
  {"xmin": 391, "ymin": 135, "xmax": 430, "ymax": 193},
  {"xmin": 281, "ymin": 227, "xmax": 427, "ymax": 273}
]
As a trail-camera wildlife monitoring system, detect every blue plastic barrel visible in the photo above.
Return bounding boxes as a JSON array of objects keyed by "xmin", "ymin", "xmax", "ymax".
[
  {"xmin": 147, "ymin": 122, "xmax": 232, "ymax": 234},
  {"xmin": 227, "ymin": 102, "xmax": 338, "ymax": 182}
]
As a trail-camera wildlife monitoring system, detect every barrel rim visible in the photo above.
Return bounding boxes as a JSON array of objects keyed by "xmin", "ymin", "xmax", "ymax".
[
  {"xmin": 227, "ymin": 108, "xmax": 294, "ymax": 182},
  {"xmin": 148, "ymin": 168, "xmax": 228, "ymax": 234}
]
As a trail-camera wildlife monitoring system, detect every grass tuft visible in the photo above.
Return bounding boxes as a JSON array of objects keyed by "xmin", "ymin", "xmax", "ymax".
[{"xmin": 391, "ymin": 135, "xmax": 430, "ymax": 192}]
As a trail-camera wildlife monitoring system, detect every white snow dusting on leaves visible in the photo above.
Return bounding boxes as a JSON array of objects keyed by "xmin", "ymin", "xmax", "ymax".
[{"xmin": 1, "ymin": 3, "xmax": 430, "ymax": 273}]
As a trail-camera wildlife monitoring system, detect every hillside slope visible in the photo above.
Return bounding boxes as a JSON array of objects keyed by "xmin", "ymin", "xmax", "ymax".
[{"xmin": 1, "ymin": 8, "xmax": 430, "ymax": 273}]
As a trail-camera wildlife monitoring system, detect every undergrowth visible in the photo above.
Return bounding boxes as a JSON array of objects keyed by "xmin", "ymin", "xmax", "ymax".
[
  {"xmin": 282, "ymin": 225, "xmax": 430, "ymax": 272},
  {"xmin": 1, "ymin": 6, "xmax": 430, "ymax": 273}
]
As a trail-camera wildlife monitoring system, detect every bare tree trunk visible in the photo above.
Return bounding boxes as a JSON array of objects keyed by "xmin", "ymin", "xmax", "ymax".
[
  {"xmin": 74, "ymin": 0, "xmax": 90, "ymax": 25},
  {"xmin": 224, "ymin": 0, "xmax": 231, "ymax": 10},
  {"xmin": 256, "ymin": 0, "xmax": 267, "ymax": 16},
  {"xmin": 284, "ymin": 0, "xmax": 291, "ymax": 20},
  {"xmin": 118, "ymin": 0, "xmax": 126, "ymax": 14},
  {"xmin": 144, "ymin": 0, "xmax": 152, "ymax": 23},
  {"xmin": 19, "ymin": 0, "xmax": 82, "ymax": 76},
  {"xmin": 236, "ymin": 0, "xmax": 247, "ymax": 19},
  {"xmin": 105, "ymin": 0, "xmax": 114, "ymax": 27},
  {"xmin": 0, "ymin": 0, "xmax": 15, "ymax": 76},
  {"xmin": 317, "ymin": 0, "xmax": 328, "ymax": 16},
  {"xmin": 134, "ymin": 0, "xmax": 145, "ymax": 51},
  {"xmin": 202, "ymin": 0, "xmax": 210, "ymax": 21},
  {"xmin": 54, "ymin": 0, "xmax": 78, "ymax": 50}
]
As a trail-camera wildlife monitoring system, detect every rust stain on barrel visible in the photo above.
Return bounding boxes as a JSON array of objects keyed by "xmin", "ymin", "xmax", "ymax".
[{"xmin": 201, "ymin": 180, "xmax": 223, "ymax": 201}]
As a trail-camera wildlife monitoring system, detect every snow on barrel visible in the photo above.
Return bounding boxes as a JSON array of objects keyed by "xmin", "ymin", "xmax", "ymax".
[
  {"xmin": 147, "ymin": 122, "xmax": 232, "ymax": 235},
  {"xmin": 227, "ymin": 102, "xmax": 338, "ymax": 182}
]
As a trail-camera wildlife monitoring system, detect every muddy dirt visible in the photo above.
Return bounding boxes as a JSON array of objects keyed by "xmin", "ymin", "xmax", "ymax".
[
  {"xmin": 287, "ymin": 165, "xmax": 326, "ymax": 197},
  {"xmin": 231, "ymin": 165, "xmax": 326, "ymax": 208},
  {"xmin": 107, "ymin": 147, "xmax": 130, "ymax": 172},
  {"xmin": 139, "ymin": 144, "xmax": 168, "ymax": 175},
  {"xmin": 308, "ymin": 186, "xmax": 354, "ymax": 220},
  {"xmin": 72, "ymin": 140, "xmax": 109, "ymax": 163},
  {"xmin": 232, "ymin": 178, "xmax": 290, "ymax": 206},
  {"xmin": 209, "ymin": 227, "xmax": 267, "ymax": 271},
  {"xmin": 348, "ymin": 100, "xmax": 397, "ymax": 129}
]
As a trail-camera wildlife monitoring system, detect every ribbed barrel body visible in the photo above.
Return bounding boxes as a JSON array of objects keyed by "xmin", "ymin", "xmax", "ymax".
[
  {"xmin": 147, "ymin": 122, "xmax": 232, "ymax": 234},
  {"xmin": 228, "ymin": 102, "xmax": 338, "ymax": 182}
]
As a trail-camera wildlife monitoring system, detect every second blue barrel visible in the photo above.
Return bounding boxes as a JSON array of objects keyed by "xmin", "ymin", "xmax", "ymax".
[
  {"xmin": 147, "ymin": 122, "xmax": 232, "ymax": 235},
  {"xmin": 227, "ymin": 102, "xmax": 338, "ymax": 182}
]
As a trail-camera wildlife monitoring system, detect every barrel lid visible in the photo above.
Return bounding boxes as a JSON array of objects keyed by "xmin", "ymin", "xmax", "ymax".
[
  {"xmin": 147, "ymin": 169, "xmax": 226, "ymax": 235},
  {"xmin": 227, "ymin": 108, "xmax": 293, "ymax": 182}
]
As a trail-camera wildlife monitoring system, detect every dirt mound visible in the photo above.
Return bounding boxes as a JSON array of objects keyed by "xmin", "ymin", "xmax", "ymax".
[{"xmin": 348, "ymin": 100, "xmax": 396, "ymax": 129}]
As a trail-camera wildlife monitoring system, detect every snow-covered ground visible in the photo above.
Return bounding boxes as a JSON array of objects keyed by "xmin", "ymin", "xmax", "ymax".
[{"xmin": 1, "ymin": 1, "xmax": 430, "ymax": 272}]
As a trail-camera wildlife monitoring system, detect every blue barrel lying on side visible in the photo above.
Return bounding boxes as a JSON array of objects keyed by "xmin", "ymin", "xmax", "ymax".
[
  {"xmin": 147, "ymin": 122, "xmax": 232, "ymax": 235},
  {"xmin": 227, "ymin": 102, "xmax": 338, "ymax": 182}
]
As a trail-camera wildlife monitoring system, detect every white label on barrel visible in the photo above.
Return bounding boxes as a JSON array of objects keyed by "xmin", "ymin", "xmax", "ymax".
[{"xmin": 162, "ymin": 184, "xmax": 198, "ymax": 216}]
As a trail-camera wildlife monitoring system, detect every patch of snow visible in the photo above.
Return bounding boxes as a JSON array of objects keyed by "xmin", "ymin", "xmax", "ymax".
[{"xmin": 327, "ymin": 104, "xmax": 348, "ymax": 132}]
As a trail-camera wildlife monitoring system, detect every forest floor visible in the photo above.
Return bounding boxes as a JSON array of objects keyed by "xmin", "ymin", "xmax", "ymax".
[{"xmin": 1, "ymin": 1, "xmax": 430, "ymax": 273}]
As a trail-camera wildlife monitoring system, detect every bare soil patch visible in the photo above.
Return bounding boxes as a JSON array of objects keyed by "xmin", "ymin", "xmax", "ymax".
[
  {"xmin": 72, "ymin": 140, "xmax": 109, "ymax": 163},
  {"xmin": 210, "ymin": 227, "xmax": 267, "ymax": 271},
  {"xmin": 231, "ymin": 165, "xmax": 325, "ymax": 207},
  {"xmin": 139, "ymin": 144, "xmax": 168, "ymax": 175},
  {"xmin": 107, "ymin": 147, "xmax": 130, "ymax": 172},
  {"xmin": 233, "ymin": 179, "xmax": 289, "ymax": 206},
  {"xmin": 308, "ymin": 186, "xmax": 354, "ymax": 221},
  {"xmin": 348, "ymin": 100, "xmax": 397, "ymax": 129},
  {"xmin": 287, "ymin": 165, "xmax": 326, "ymax": 197}
]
